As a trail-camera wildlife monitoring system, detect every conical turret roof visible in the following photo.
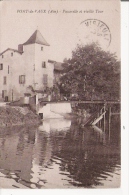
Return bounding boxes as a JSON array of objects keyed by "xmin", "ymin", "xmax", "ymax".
[{"xmin": 23, "ymin": 30, "xmax": 50, "ymax": 46}]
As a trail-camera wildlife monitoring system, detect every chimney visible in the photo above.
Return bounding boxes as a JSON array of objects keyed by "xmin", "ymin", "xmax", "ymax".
[{"xmin": 18, "ymin": 44, "xmax": 23, "ymax": 52}]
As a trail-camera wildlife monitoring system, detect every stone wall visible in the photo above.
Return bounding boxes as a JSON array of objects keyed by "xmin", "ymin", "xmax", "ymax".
[
  {"xmin": 50, "ymin": 103, "xmax": 71, "ymax": 114},
  {"xmin": 38, "ymin": 102, "xmax": 72, "ymax": 119}
]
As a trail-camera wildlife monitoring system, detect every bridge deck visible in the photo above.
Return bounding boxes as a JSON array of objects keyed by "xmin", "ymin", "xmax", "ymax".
[{"xmin": 40, "ymin": 100, "xmax": 120, "ymax": 104}]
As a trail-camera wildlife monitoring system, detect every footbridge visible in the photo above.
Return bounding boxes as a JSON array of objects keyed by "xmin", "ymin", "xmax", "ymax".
[{"xmin": 40, "ymin": 100, "xmax": 120, "ymax": 104}]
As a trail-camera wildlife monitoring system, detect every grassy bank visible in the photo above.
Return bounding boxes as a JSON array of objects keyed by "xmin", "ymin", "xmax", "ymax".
[{"xmin": 0, "ymin": 106, "xmax": 41, "ymax": 127}]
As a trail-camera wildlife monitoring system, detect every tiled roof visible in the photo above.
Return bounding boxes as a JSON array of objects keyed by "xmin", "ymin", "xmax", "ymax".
[
  {"xmin": 48, "ymin": 60, "xmax": 64, "ymax": 71},
  {"xmin": 0, "ymin": 48, "xmax": 23, "ymax": 56},
  {"xmin": 54, "ymin": 62, "xmax": 64, "ymax": 71},
  {"xmin": 23, "ymin": 30, "xmax": 50, "ymax": 46}
]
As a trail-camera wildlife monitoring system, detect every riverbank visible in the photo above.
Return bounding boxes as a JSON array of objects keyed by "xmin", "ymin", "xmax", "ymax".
[
  {"xmin": 0, "ymin": 104, "xmax": 92, "ymax": 127},
  {"xmin": 0, "ymin": 106, "xmax": 41, "ymax": 127}
]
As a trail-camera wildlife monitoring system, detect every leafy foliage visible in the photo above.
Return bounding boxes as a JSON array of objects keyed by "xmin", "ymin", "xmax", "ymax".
[{"xmin": 59, "ymin": 43, "xmax": 120, "ymax": 100}]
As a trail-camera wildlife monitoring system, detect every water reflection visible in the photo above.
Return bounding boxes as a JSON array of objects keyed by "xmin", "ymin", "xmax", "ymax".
[{"xmin": 0, "ymin": 116, "xmax": 120, "ymax": 189}]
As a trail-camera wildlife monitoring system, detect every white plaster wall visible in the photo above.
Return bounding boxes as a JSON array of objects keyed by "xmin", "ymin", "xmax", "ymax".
[
  {"xmin": 10, "ymin": 45, "xmax": 35, "ymax": 101},
  {"xmin": 10, "ymin": 51, "xmax": 27, "ymax": 101},
  {"xmin": 38, "ymin": 102, "xmax": 72, "ymax": 119},
  {"xmin": 22, "ymin": 44, "xmax": 35, "ymax": 89},
  {"xmin": 0, "ymin": 44, "xmax": 35, "ymax": 101},
  {"xmin": 50, "ymin": 103, "xmax": 72, "ymax": 114},
  {"xmin": 38, "ymin": 104, "xmax": 51, "ymax": 118},
  {"xmin": 38, "ymin": 104, "xmax": 64, "ymax": 119},
  {"xmin": 34, "ymin": 44, "xmax": 54, "ymax": 90},
  {"xmin": 0, "ymin": 42, "xmax": 54, "ymax": 101},
  {"xmin": 0, "ymin": 50, "xmax": 26, "ymax": 101}
]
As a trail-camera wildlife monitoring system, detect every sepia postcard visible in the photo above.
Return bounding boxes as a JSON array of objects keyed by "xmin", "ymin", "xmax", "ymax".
[{"xmin": 0, "ymin": 0, "xmax": 125, "ymax": 193}]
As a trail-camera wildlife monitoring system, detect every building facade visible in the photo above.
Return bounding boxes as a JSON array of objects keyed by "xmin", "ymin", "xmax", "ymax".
[
  {"xmin": 0, "ymin": 30, "xmax": 54, "ymax": 101},
  {"xmin": 48, "ymin": 60, "xmax": 64, "ymax": 84}
]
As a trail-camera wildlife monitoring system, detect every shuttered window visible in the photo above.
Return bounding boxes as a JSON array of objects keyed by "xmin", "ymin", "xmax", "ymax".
[
  {"xmin": 0, "ymin": 64, "xmax": 3, "ymax": 70},
  {"xmin": 2, "ymin": 90, "xmax": 7, "ymax": 98},
  {"xmin": 19, "ymin": 75, "xmax": 25, "ymax": 84},
  {"xmin": 42, "ymin": 61, "xmax": 46, "ymax": 68},
  {"xmin": 3, "ymin": 76, "xmax": 7, "ymax": 85},
  {"xmin": 43, "ymin": 74, "xmax": 48, "ymax": 87},
  {"xmin": 8, "ymin": 65, "xmax": 9, "ymax": 74}
]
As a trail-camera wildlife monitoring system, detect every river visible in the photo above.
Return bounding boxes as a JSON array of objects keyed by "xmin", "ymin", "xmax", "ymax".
[{"xmin": 0, "ymin": 116, "xmax": 120, "ymax": 189}]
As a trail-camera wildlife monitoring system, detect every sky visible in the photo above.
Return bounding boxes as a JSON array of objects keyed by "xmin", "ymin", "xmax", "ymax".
[{"xmin": 0, "ymin": 0, "xmax": 120, "ymax": 62}]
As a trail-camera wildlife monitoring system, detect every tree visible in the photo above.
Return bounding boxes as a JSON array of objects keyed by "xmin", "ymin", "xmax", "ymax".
[{"xmin": 59, "ymin": 43, "xmax": 120, "ymax": 100}]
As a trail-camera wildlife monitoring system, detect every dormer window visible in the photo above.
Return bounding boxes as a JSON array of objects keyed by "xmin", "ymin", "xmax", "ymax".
[
  {"xmin": 42, "ymin": 61, "xmax": 46, "ymax": 68},
  {"xmin": 11, "ymin": 53, "xmax": 13, "ymax": 56},
  {"xmin": 0, "ymin": 64, "xmax": 3, "ymax": 70},
  {"xmin": 41, "ymin": 47, "xmax": 43, "ymax": 51}
]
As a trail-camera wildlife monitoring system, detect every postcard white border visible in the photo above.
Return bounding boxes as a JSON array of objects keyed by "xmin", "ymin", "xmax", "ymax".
[{"xmin": 0, "ymin": 1, "xmax": 129, "ymax": 195}]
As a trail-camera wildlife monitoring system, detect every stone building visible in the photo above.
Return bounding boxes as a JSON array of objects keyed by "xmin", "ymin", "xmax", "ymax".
[
  {"xmin": 0, "ymin": 30, "xmax": 55, "ymax": 101},
  {"xmin": 48, "ymin": 60, "xmax": 64, "ymax": 84}
]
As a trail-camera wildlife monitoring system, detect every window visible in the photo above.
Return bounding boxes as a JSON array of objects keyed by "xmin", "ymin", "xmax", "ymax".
[
  {"xmin": 19, "ymin": 75, "xmax": 25, "ymax": 84},
  {"xmin": 0, "ymin": 64, "xmax": 3, "ymax": 70},
  {"xmin": 41, "ymin": 47, "xmax": 43, "ymax": 51},
  {"xmin": 2, "ymin": 55, "xmax": 4, "ymax": 58},
  {"xmin": 8, "ymin": 66, "xmax": 9, "ymax": 74},
  {"xmin": 11, "ymin": 53, "xmax": 13, "ymax": 56},
  {"xmin": 3, "ymin": 76, "xmax": 7, "ymax": 85},
  {"xmin": 42, "ymin": 61, "xmax": 46, "ymax": 68},
  {"xmin": 43, "ymin": 74, "xmax": 48, "ymax": 87},
  {"xmin": 33, "ymin": 64, "xmax": 35, "ymax": 71},
  {"xmin": 2, "ymin": 90, "xmax": 7, "ymax": 98}
]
